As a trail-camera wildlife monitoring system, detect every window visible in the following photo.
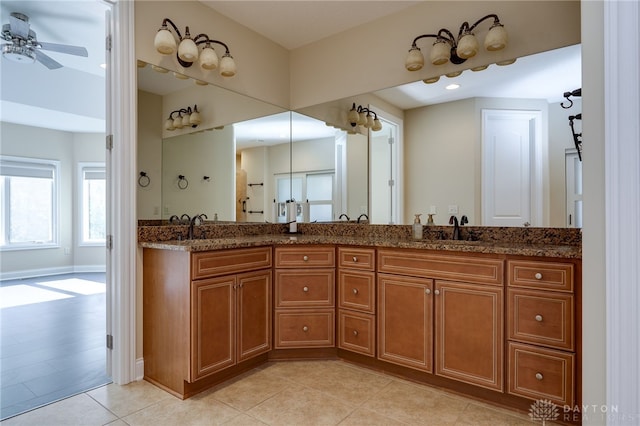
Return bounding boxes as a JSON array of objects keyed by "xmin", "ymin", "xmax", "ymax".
[
  {"xmin": 79, "ymin": 163, "xmax": 106, "ymax": 245},
  {"xmin": 0, "ymin": 155, "xmax": 59, "ymax": 249},
  {"xmin": 275, "ymin": 171, "xmax": 334, "ymax": 222}
]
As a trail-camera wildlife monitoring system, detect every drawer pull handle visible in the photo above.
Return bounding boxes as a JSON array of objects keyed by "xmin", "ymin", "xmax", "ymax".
[
  {"xmin": 303, "ymin": 286, "xmax": 309, "ymax": 292},
  {"xmin": 434, "ymin": 289, "xmax": 440, "ymax": 295},
  {"xmin": 302, "ymin": 326, "xmax": 309, "ymax": 332},
  {"xmin": 352, "ymin": 256, "xmax": 358, "ymax": 262},
  {"xmin": 353, "ymin": 330, "xmax": 358, "ymax": 336},
  {"xmin": 352, "ymin": 288, "xmax": 359, "ymax": 295},
  {"xmin": 534, "ymin": 272, "xmax": 543, "ymax": 280},
  {"xmin": 303, "ymin": 255, "xmax": 309, "ymax": 261},
  {"xmin": 535, "ymin": 372, "xmax": 544, "ymax": 381},
  {"xmin": 535, "ymin": 314, "xmax": 543, "ymax": 322},
  {"xmin": 425, "ymin": 288, "xmax": 431, "ymax": 295}
]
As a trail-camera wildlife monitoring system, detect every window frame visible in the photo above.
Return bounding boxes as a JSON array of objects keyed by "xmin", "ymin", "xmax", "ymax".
[
  {"xmin": 0, "ymin": 155, "xmax": 60, "ymax": 251},
  {"xmin": 77, "ymin": 161, "xmax": 106, "ymax": 246}
]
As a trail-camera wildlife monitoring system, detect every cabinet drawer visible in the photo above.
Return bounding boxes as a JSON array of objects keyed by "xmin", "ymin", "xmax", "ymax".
[
  {"xmin": 274, "ymin": 310, "xmax": 335, "ymax": 348},
  {"xmin": 191, "ymin": 247, "xmax": 272, "ymax": 280},
  {"xmin": 508, "ymin": 342, "xmax": 575, "ymax": 407},
  {"xmin": 378, "ymin": 249, "xmax": 503, "ymax": 285},
  {"xmin": 274, "ymin": 246, "xmax": 335, "ymax": 268},
  {"xmin": 338, "ymin": 247, "xmax": 375, "ymax": 271},
  {"xmin": 508, "ymin": 289, "xmax": 574, "ymax": 351},
  {"xmin": 274, "ymin": 269, "xmax": 335, "ymax": 308},
  {"xmin": 338, "ymin": 310, "xmax": 375, "ymax": 357},
  {"xmin": 508, "ymin": 260, "xmax": 574, "ymax": 292},
  {"xmin": 338, "ymin": 270, "xmax": 375, "ymax": 313}
]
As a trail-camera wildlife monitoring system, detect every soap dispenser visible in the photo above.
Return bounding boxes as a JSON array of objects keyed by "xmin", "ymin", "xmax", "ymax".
[
  {"xmin": 426, "ymin": 214, "xmax": 435, "ymax": 226},
  {"xmin": 413, "ymin": 214, "xmax": 423, "ymax": 240}
]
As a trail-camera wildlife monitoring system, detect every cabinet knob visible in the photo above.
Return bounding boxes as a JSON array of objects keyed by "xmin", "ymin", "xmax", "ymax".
[
  {"xmin": 535, "ymin": 372, "xmax": 544, "ymax": 381},
  {"xmin": 425, "ymin": 288, "xmax": 431, "ymax": 295},
  {"xmin": 302, "ymin": 326, "xmax": 309, "ymax": 332},
  {"xmin": 303, "ymin": 255, "xmax": 309, "ymax": 261},
  {"xmin": 352, "ymin": 256, "xmax": 358, "ymax": 262},
  {"xmin": 353, "ymin": 330, "xmax": 358, "ymax": 336},
  {"xmin": 434, "ymin": 289, "xmax": 440, "ymax": 295},
  {"xmin": 535, "ymin": 314, "xmax": 543, "ymax": 322},
  {"xmin": 534, "ymin": 272, "xmax": 543, "ymax": 280},
  {"xmin": 303, "ymin": 286, "xmax": 309, "ymax": 292},
  {"xmin": 352, "ymin": 288, "xmax": 359, "ymax": 295}
]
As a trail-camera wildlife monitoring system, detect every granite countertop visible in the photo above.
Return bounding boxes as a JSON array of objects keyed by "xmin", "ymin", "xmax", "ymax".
[{"xmin": 138, "ymin": 234, "xmax": 581, "ymax": 259}]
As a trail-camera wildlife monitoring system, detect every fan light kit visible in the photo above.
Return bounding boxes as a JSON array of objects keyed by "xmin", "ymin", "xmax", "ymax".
[
  {"xmin": 405, "ymin": 14, "xmax": 507, "ymax": 71},
  {"xmin": 347, "ymin": 103, "xmax": 383, "ymax": 132},
  {"xmin": 154, "ymin": 18, "xmax": 236, "ymax": 77},
  {"xmin": 1, "ymin": 12, "xmax": 88, "ymax": 69}
]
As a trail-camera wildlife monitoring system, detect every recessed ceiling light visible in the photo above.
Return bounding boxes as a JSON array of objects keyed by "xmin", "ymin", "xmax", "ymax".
[{"xmin": 445, "ymin": 83, "xmax": 460, "ymax": 90}]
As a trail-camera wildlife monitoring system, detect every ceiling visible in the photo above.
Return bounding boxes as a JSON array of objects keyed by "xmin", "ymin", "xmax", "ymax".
[{"xmin": 1, "ymin": 1, "xmax": 581, "ymax": 135}]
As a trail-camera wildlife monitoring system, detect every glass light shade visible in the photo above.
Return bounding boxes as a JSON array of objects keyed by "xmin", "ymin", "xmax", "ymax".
[
  {"xmin": 165, "ymin": 118, "xmax": 175, "ymax": 131},
  {"xmin": 178, "ymin": 37, "xmax": 198, "ymax": 62},
  {"xmin": 199, "ymin": 45, "xmax": 219, "ymax": 70},
  {"xmin": 173, "ymin": 72, "xmax": 189, "ymax": 80},
  {"xmin": 422, "ymin": 76, "xmax": 440, "ymax": 84},
  {"xmin": 219, "ymin": 53, "xmax": 237, "ymax": 77},
  {"xmin": 484, "ymin": 24, "xmax": 507, "ymax": 51},
  {"xmin": 430, "ymin": 40, "xmax": 450, "ymax": 65},
  {"xmin": 445, "ymin": 70, "xmax": 462, "ymax": 78},
  {"xmin": 372, "ymin": 119, "xmax": 382, "ymax": 131},
  {"xmin": 366, "ymin": 115, "xmax": 374, "ymax": 128},
  {"xmin": 405, "ymin": 47, "xmax": 424, "ymax": 71},
  {"xmin": 173, "ymin": 115, "xmax": 184, "ymax": 129},
  {"xmin": 456, "ymin": 33, "xmax": 479, "ymax": 59},
  {"xmin": 496, "ymin": 58, "xmax": 517, "ymax": 66},
  {"xmin": 358, "ymin": 112, "xmax": 367, "ymax": 126},
  {"xmin": 347, "ymin": 108, "xmax": 359, "ymax": 126},
  {"xmin": 182, "ymin": 113, "xmax": 191, "ymax": 127},
  {"xmin": 154, "ymin": 28, "xmax": 176, "ymax": 54},
  {"xmin": 137, "ymin": 60, "xmax": 147, "ymax": 68},
  {"xmin": 471, "ymin": 64, "xmax": 489, "ymax": 72},
  {"xmin": 151, "ymin": 65, "xmax": 169, "ymax": 73},
  {"xmin": 194, "ymin": 79, "xmax": 208, "ymax": 86},
  {"xmin": 189, "ymin": 110, "xmax": 202, "ymax": 125}
]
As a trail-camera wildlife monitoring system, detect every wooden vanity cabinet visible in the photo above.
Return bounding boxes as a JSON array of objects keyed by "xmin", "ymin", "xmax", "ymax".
[
  {"xmin": 337, "ymin": 247, "xmax": 376, "ymax": 357},
  {"xmin": 274, "ymin": 245, "xmax": 335, "ymax": 348},
  {"xmin": 507, "ymin": 258, "xmax": 578, "ymax": 407},
  {"xmin": 377, "ymin": 249, "xmax": 504, "ymax": 392},
  {"xmin": 143, "ymin": 246, "xmax": 272, "ymax": 398}
]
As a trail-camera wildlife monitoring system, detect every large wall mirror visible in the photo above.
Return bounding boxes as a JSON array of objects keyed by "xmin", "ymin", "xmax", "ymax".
[{"xmin": 296, "ymin": 43, "xmax": 582, "ymax": 228}]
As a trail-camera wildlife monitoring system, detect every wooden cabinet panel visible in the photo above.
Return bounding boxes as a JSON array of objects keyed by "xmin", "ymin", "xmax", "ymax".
[
  {"xmin": 237, "ymin": 270, "xmax": 272, "ymax": 362},
  {"xmin": 338, "ymin": 247, "xmax": 375, "ymax": 271},
  {"xmin": 434, "ymin": 280, "xmax": 503, "ymax": 392},
  {"xmin": 377, "ymin": 274, "xmax": 433, "ymax": 372},
  {"xmin": 338, "ymin": 270, "xmax": 375, "ymax": 314},
  {"xmin": 508, "ymin": 260, "xmax": 574, "ymax": 292},
  {"xmin": 378, "ymin": 249, "xmax": 503, "ymax": 285},
  {"xmin": 190, "ymin": 276, "xmax": 236, "ymax": 381},
  {"xmin": 274, "ymin": 246, "xmax": 335, "ymax": 268},
  {"xmin": 508, "ymin": 342, "xmax": 575, "ymax": 407},
  {"xmin": 192, "ymin": 247, "xmax": 272, "ymax": 280},
  {"xmin": 274, "ymin": 310, "xmax": 335, "ymax": 348},
  {"xmin": 508, "ymin": 289, "xmax": 574, "ymax": 351},
  {"xmin": 338, "ymin": 310, "xmax": 375, "ymax": 357},
  {"xmin": 274, "ymin": 269, "xmax": 335, "ymax": 308}
]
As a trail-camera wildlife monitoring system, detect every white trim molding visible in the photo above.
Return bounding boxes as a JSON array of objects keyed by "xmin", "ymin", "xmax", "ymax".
[{"xmin": 605, "ymin": 0, "xmax": 640, "ymax": 423}]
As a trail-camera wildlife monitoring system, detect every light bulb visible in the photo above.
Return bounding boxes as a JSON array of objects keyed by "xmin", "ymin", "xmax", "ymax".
[{"xmin": 405, "ymin": 46, "xmax": 424, "ymax": 71}]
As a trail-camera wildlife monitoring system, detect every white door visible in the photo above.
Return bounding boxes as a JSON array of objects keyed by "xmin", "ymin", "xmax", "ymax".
[
  {"xmin": 482, "ymin": 110, "xmax": 541, "ymax": 227},
  {"xmin": 565, "ymin": 149, "xmax": 583, "ymax": 228}
]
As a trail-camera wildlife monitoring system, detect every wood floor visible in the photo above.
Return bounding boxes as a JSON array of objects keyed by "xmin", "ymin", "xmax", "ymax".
[{"xmin": 0, "ymin": 273, "xmax": 111, "ymax": 421}]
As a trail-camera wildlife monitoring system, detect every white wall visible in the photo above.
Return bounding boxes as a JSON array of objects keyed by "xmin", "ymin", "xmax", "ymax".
[
  {"xmin": 137, "ymin": 90, "xmax": 163, "ymax": 220},
  {"xmin": 0, "ymin": 122, "xmax": 105, "ymax": 278}
]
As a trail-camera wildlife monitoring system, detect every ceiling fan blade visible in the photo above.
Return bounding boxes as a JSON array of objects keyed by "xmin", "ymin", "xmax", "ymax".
[
  {"xmin": 38, "ymin": 41, "xmax": 88, "ymax": 57},
  {"xmin": 9, "ymin": 13, "xmax": 30, "ymax": 39},
  {"xmin": 34, "ymin": 49, "xmax": 63, "ymax": 69}
]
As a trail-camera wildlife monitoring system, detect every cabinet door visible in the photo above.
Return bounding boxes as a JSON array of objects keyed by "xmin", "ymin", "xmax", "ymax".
[
  {"xmin": 237, "ymin": 270, "xmax": 272, "ymax": 361},
  {"xmin": 378, "ymin": 274, "xmax": 433, "ymax": 372},
  {"xmin": 434, "ymin": 280, "xmax": 503, "ymax": 391},
  {"xmin": 191, "ymin": 276, "xmax": 236, "ymax": 381}
]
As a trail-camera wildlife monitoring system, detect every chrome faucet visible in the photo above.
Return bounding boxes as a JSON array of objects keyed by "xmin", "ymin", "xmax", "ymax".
[
  {"xmin": 338, "ymin": 213, "xmax": 350, "ymax": 221},
  {"xmin": 357, "ymin": 214, "xmax": 369, "ymax": 223},
  {"xmin": 449, "ymin": 215, "xmax": 461, "ymax": 240},
  {"xmin": 188, "ymin": 214, "xmax": 208, "ymax": 239}
]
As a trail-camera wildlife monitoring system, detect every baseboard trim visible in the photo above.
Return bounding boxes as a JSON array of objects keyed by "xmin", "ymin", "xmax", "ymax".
[
  {"xmin": 136, "ymin": 358, "xmax": 144, "ymax": 381},
  {"xmin": 0, "ymin": 265, "xmax": 106, "ymax": 281}
]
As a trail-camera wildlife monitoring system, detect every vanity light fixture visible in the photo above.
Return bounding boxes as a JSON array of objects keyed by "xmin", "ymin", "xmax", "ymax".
[
  {"xmin": 347, "ymin": 103, "xmax": 383, "ymax": 132},
  {"xmin": 405, "ymin": 14, "xmax": 507, "ymax": 71},
  {"xmin": 154, "ymin": 18, "xmax": 237, "ymax": 76},
  {"xmin": 164, "ymin": 105, "xmax": 202, "ymax": 131}
]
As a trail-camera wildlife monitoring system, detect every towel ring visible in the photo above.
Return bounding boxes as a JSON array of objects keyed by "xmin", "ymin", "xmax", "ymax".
[
  {"xmin": 138, "ymin": 171, "xmax": 151, "ymax": 187},
  {"xmin": 178, "ymin": 175, "xmax": 189, "ymax": 189}
]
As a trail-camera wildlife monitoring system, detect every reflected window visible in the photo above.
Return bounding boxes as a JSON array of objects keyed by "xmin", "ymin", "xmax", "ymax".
[
  {"xmin": 79, "ymin": 163, "xmax": 106, "ymax": 245},
  {"xmin": 275, "ymin": 172, "xmax": 334, "ymax": 222}
]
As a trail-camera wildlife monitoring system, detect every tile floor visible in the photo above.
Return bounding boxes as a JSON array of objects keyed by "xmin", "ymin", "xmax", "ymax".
[
  {"xmin": 1, "ymin": 273, "xmax": 111, "ymax": 420},
  {"xmin": 1, "ymin": 360, "xmax": 537, "ymax": 425}
]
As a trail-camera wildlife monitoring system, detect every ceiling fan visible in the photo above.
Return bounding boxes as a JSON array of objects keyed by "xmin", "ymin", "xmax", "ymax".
[{"xmin": 1, "ymin": 12, "xmax": 88, "ymax": 69}]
